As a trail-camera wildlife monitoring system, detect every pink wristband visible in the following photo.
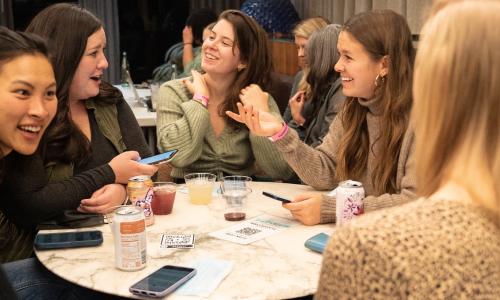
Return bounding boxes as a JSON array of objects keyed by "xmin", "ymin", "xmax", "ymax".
[
  {"xmin": 268, "ymin": 123, "xmax": 289, "ymax": 142},
  {"xmin": 193, "ymin": 93, "xmax": 209, "ymax": 107}
]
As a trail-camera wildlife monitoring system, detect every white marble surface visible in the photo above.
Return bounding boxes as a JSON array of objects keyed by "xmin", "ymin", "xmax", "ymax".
[{"xmin": 35, "ymin": 182, "xmax": 334, "ymax": 299}]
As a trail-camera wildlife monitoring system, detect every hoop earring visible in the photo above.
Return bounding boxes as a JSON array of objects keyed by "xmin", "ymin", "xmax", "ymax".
[{"xmin": 374, "ymin": 74, "xmax": 386, "ymax": 87}]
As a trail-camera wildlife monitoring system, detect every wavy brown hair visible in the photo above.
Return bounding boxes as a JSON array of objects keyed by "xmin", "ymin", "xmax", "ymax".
[
  {"xmin": 336, "ymin": 10, "xmax": 414, "ymax": 195},
  {"xmin": 217, "ymin": 10, "xmax": 273, "ymax": 129},
  {"xmin": 25, "ymin": 3, "xmax": 120, "ymax": 166}
]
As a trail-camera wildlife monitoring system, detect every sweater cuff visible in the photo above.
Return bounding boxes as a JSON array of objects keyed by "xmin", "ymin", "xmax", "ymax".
[
  {"xmin": 101, "ymin": 164, "xmax": 116, "ymax": 183},
  {"xmin": 273, "ymin": 127, "xmax": 300, "ymax": 153},
  {"xmin": 320, "ymin": 193, "xmax": 336, "ymax": 224}
]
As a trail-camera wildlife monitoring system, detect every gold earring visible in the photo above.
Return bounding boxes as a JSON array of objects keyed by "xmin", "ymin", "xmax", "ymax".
[{"xmin": 374, "ymin": 74, "xmax": 386, "ymax": 87}]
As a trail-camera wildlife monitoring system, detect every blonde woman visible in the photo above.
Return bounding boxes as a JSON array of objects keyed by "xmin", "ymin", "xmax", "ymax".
[
  {"xmin": 316, "ymin": 1, "xmax": 500, "ymax": 298},
  {"xmin": 283, "ymin": 17, "xmax": 329, "ymax": 139}
]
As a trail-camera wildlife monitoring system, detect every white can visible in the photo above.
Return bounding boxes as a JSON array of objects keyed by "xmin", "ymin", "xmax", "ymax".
[
  {"xmin": 336, "ymin": 180, "xmax": 365, "ymax": 226},
  {"xmin": 112, "ymin": 205, "xmax": 147, "ymax": 271}
]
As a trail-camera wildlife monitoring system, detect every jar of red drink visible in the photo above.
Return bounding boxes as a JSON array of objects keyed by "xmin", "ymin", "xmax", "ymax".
[{"xmin": 151, "ymin": 182, "xmax": 177, "ymax": 215}]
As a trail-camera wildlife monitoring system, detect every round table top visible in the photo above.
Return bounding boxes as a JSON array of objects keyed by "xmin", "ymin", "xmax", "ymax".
[{"xmin": 35, "ymin": 182, "xmax": 333, "ymax": 299}]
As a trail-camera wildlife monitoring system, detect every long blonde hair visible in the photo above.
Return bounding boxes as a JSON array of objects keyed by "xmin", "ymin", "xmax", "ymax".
[
  {"xmin": 293, "ymin": 17, "xmax": 329, "ymax": 96},
  {"xmin": 413, "ymin": 1, "xmax": 500, "ymax": 224},
  {"xmin": 336, "ymin": 10, "xmax": 414, "ymax": 195}
]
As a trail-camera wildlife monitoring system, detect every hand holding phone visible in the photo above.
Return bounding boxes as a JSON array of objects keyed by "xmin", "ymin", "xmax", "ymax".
[
  {"xmin": 129, "ymin": 265, "xmax": 196, "ymax": 298},
  {"xmin": 262, "ymin": 191, "xmax": 292, "ymax": 203},
  {"xmin": 34, "ymin": 230, "xmax": 103, "ymax": 250},
  {"xmin": 138, "ymin": 149, "xmax": 178, "ymax": 165}
]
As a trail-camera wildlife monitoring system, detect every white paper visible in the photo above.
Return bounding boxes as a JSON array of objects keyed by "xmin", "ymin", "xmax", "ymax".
[
  {"xmin": 175, "ymin": 258, "xmax": 233, "ymax": 297},
  {"xmin": 160, "ymin": 234, "xmax": 194, "ymax": 248},
  {"xmin": 209, "ymin": 215, "xmax": 294, "ymax": 245}
]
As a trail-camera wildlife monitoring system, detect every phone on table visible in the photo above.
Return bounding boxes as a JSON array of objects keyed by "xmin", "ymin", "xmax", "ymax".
[
  {"xmin": 262, "ymin": 191, "xmax": 292, "ymax": 203},
  {"xmin": 129, "ymin": 265, "xmax": 197, "ymax": 298},
  {"xmin": 34, "ymin": 230, "xmax": 103, "ymax": 250},
  {"xmin": 138, "ymin": 149, "xmax": 178, "ymax": 165}
]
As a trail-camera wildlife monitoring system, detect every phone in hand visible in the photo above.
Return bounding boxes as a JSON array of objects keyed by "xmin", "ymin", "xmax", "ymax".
[
  {"xmin": 138, "ymin": 149, "xmax": 178, "ymax": 165},
  {"xmin": 34, "ymin": 230, "xmax": 103, "ymax": 250},
  {"xmin": 262, "ymin": 191, "xmax": 292, "ymax": 203},
  {"xmin": 129, "ymin": 265, "xmax": 197, "ymax": 298}
]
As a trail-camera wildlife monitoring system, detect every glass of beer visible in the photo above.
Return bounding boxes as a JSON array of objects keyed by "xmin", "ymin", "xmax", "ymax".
[{"xmin": 184, "ymin": 173, "xmax": 216, "ymax": 205}]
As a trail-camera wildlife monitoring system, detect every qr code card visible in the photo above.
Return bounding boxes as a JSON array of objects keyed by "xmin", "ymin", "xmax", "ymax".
[{"xmin": 160, "ymin": 234, "xmax": 195, "ymax": 248}]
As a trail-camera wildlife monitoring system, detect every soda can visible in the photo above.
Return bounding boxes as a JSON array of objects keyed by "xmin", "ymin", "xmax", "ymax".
[
  {"xmin": 127, "ymin": 175, "xmax": 154, "ymax": 226},
  {"xmin": 336, "ymin": 180, "xmax": 365, "ymax": 226},
  {"xmin": 112, "ymin": 205, "xmax": 147, "ymax": 271}
]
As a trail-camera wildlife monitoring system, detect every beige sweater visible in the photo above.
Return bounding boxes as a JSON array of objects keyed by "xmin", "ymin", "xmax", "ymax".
[
  {"xmin": 315, "ymin": 196, "xmax": 500, "ymax": 299},
  {"xmin": 274, "ymin": 98, "xmax": 416, "ymax": 223},
  {"xmin": 156, "ymin": 78, "xmax": 293, "ymax": 180}
]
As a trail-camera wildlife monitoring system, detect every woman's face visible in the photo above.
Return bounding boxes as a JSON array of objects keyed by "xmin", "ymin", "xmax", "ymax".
[
  {"xmin": 201, "ymin": 19, "xmax": 242, "ymax": 75},
  {"xmin": 0, "ymin": 54, "xmax": 57, "ymax": 157},
  {"xmin": 334, "ymin": 31, "xmax": 386, "ymax": 100},
  {"xmin": 294, "ymin": 36, "xmax": 308, "ymax": 68},
  {"xmin": 69, "ymin": 27, "xmax": 108, "ymax": 102}
]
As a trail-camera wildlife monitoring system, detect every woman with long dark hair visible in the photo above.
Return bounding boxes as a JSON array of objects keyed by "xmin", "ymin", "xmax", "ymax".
[{"xmin": 228, "ymin": 10, "xmax": 416, "ymax": 225}]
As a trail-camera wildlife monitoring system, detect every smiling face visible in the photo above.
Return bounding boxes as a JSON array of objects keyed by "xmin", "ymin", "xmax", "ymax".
[
  {"xmin": 201, "ymin": 19, "xmax": 243, "ymax": 75},
  {"xmin": 69, "ymin": 27, "xmax": 108, "ymax": 102},
  {"xmin": 294, "ymin": 36, "xmax": 308, "ymax": 68},
  {"xmin": 334, "ymin": 31, "xmax": 386, "ymax": 100},
  {"xmin": 0, "ymin": 54, "xmax": 57, "ymax": 156}
]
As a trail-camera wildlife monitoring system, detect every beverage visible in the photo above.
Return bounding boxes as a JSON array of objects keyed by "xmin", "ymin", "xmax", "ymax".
[
  {"xmin": 112, "ymin": 206, "xmax": 147, "ymax": 271},
  {"xmin": 127, "ymin": 175, "xmax": 154, "ymax": 226},
  {"xmin": 222, "ymin": 188, "xmax": 251, "ymax": 221},
  {"xmin": 184, "ymin": 173, "xmax": 216, "ymax": 205},
  {"xmin": 152, "ymin": 183, "xmax": 176, "ymax": 215},
  {"xmin": 335, "ymin": 180, "xmax": 365, "ymax": 226},
  {"xmin": 186, "ymin": 181, "xmax": 213, "ymax": 205}
]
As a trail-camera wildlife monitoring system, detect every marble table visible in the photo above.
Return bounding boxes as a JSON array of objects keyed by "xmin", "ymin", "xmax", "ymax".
[{"xmin": 35, "ymin": 182, "xmax": 334, "ymax": 299}]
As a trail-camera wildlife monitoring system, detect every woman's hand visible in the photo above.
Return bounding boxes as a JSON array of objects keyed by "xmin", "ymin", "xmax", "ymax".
[
  {"xmin": 182, "ymin": 26, "xmax": 194, "ymax": 44},
  {"xmin": 78, "ymin": 184, "xmax": 126, "ymax": 214},
  {"xmin": 282, "ymin": 192, "xmax": 322, "ymax": 225},
  {"xmin": 108, "ymin": 151, "xmax": 158, "ymax": 184},
  {"xmin": 289, "ymin": 91, "xmax": 306, "ymax": 126},
  {"xmin": 226, "ymin": 103, "xmax": 283, "ymax": 137},
  {"xmin": 182, "ymin": 70, "xmax": 209, "ymax": 97},
  {"xmin": 239, "ymin": 84, "xmax": 269, "ymax": 112}
]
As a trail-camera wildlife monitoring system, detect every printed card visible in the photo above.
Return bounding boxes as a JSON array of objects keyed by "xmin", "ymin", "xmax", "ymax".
[{"xmin": 160, "ymin": 234, "xmax": 195, "ymax": 248}]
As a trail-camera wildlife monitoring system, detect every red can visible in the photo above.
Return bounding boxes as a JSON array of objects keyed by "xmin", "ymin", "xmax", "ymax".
[{"xmin": 127, "ymin": 175, "xmax": 154, "ymax": 226}]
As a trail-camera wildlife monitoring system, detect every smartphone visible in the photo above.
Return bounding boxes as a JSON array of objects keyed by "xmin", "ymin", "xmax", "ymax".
[
  {"xmin": 304, "ymin": 232, "xmax": 330, "ymax": 253},
  {"xmin": 138, "ymin": 149, "xmax": 178, "ymax": 165},
  {"xmin": 262, "ymin": 191, "xmax": 292, "ymax": 203},
  {"xmin": 129, "ymin": 265, "xmax": 197, "ymax": 298},
  {"xmin": 34, "ymin": 230, "xmax": 103, "ymax": 250}
]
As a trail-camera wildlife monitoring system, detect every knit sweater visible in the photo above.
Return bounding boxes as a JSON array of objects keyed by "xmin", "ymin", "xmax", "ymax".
[
  {"xmin": 274, "ymin": 97, "xmax": 416, "ymax": 223},
  {"xmin": 315, "ymin": 192, "xmax": 500, "ymax": 299},
  {"xmin": 156, "ymin": 78, "xmax": 293, "ymax": 180}
]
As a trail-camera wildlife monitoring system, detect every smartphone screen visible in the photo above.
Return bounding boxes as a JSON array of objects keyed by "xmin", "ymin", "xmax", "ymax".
[
  {"xmin": 129, "ymin": 265, "xmax": 196, "ymax": 297},
  {"xmin": 34, "ymin": 230, "xmax": 103, "ymax": 250},
  {"xmin": 138, "ymin": 149, "xmax": 178, "ymax": 165},
  {"xmin": 262, "ymin": 191, "xmax": 292, "ymax": 203}
]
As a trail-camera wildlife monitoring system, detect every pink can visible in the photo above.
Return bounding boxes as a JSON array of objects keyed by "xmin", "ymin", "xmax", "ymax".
[{"xmin": 336, "ymin": 180, "xmax": 365, "ymax": 226}]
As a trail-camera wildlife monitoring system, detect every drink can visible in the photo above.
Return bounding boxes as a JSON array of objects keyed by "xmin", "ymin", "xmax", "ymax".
[
  {"xmin": 112, "ymin": 205, "xmax": 147, "ymax": 271},
  {"xmin": 336, "ymin": 180, "xmax": 365, "ymax": 226},
  {"xmin": 127, "ymin": 175, "xmax": 154, "ymax": 226}
]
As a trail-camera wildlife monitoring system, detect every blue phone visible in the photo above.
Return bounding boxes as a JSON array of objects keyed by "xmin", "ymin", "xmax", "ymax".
[
  {"xmin": 304, "ymin": 232, "xmax": 330, "ymax": 253},
  {"xmin": 138, "ymin": 149, "xmax": 178, "ymax": 165},
  {"xmin": 129, "ymin": 265, "xmax": 197, "ymax": 298},
  {"xmin": 34, "ymin": 230, "xmax": 103, "ymax": 250},
  {"xmin": 262, "ymin": 191, "xmax": 292, "ymax": 203}
]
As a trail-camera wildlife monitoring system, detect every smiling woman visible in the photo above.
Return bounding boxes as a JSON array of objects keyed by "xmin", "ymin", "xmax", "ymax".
[{"xmin": 0, "ymin": 3, "xmax": 157, "ymax": 263}]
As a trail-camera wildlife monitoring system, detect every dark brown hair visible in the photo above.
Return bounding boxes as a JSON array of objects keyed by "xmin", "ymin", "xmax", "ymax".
[
  {"xmin": 0, "ymin": 26, "xmax": 52, "ymax": 181},
  {"xmin": 26, "ymin": 3, "xmax": 119, "ymax": 165},
  {"xmin": 217, "ymin": 10, "xmax": 273, "ymax": 129},
  {"xmin": 336, "ymin": 10, "xmax": 414, "ymax": 195}
]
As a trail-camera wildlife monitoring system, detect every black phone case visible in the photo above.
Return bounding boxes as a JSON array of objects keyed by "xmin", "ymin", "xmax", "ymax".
[{"xmin": 34, "ymin": 231, "xmax": 103, "ymax": 250}]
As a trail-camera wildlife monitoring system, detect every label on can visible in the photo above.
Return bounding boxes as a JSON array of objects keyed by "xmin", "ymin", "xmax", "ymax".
[
  {"xmin": 113, "ymin": 206, "xmax": 147, "ymax": 271},
  {"xmin": 336, "ymin": 180, "xmax": 365, "ymax": 226},
  {"xmin": 127, "ymin": 175, "xmax": 155, "ymax": 226}
]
